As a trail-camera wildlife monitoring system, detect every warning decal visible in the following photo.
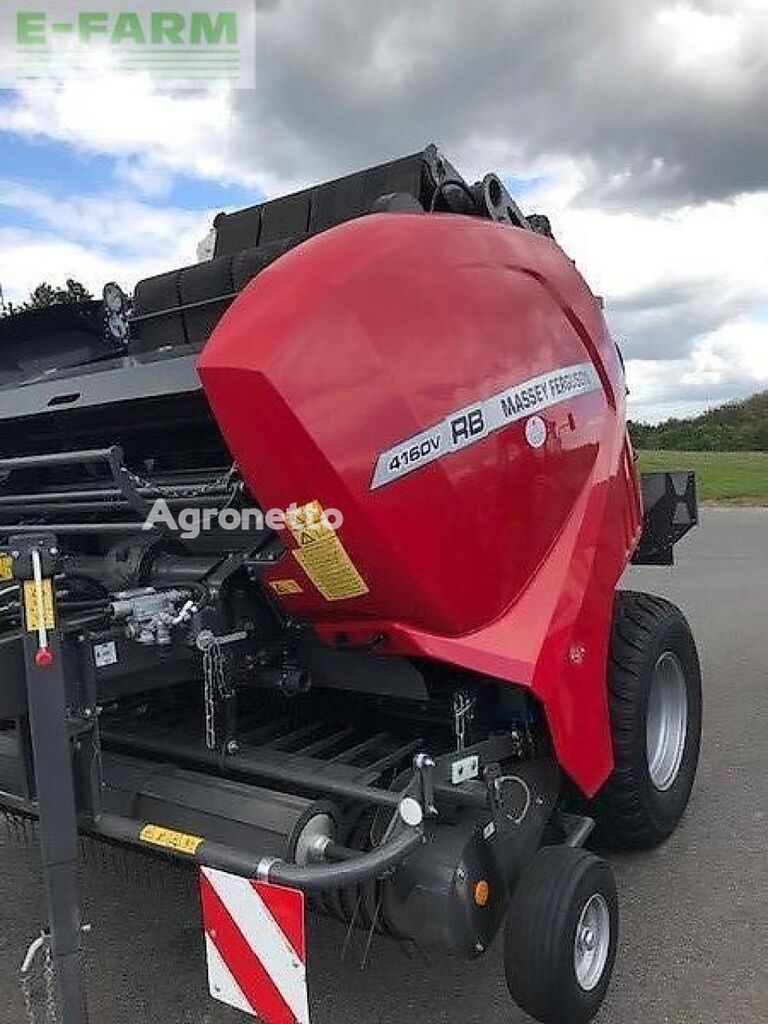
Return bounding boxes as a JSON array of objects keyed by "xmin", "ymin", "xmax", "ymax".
[
  {"xmin": 23, "ymin": 579, "xmax": 55, "ymax": 632},
  {"xmin": 269, "ymin": 579, "xmax": 304, "ymax": 596},
  {"xmin": 288, "ymin": 500, "xmax": 368, "ymax": 602},
  {"xmin": 139, "ymin": 824, "xmax": 204, "ymax": 856},
  {"xmin": 0, "ymin": 554, "xmax": 13, "ymax": 582}
]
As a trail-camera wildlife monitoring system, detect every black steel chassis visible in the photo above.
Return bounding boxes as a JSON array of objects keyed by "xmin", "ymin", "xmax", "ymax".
[{"xmin": 0, "ymin": 524, "xmax": 571, "ymax": 1024}]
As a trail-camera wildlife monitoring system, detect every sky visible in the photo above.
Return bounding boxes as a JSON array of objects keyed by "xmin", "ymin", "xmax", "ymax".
[{"xmin": 1, "ymin": 0, "xmax": 767, "ymax": 423}]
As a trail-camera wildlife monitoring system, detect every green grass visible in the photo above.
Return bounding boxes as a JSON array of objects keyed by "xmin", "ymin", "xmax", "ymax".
[{"xmin": 637, "ymin": 450, "xmax": 768, "ymax": 505}]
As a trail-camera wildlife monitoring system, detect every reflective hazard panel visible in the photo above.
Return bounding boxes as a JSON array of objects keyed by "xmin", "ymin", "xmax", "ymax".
[
  {"xmin": 200, "ymin": 868, "xmax": 309, "ymax": 1024},
  {"xmin": 0, "ymin": 554, "xmax": 13, "ymax": 582}
]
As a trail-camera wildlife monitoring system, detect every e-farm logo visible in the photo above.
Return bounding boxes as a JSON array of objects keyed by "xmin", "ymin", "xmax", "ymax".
[{"xmin": 2, "ymin": 2, "xmax": 256, "ymax": 87}]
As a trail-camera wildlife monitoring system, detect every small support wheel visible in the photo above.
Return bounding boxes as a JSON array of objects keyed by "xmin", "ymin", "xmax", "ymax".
[{"xmin": 504, "ymin": 846, "xmax": 618, "ymax": 1024}]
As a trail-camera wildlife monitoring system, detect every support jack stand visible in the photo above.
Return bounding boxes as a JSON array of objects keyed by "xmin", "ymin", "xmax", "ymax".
[{"xmin": 11, "ymin": 533, "xmax": 90, "ymax": 1024}]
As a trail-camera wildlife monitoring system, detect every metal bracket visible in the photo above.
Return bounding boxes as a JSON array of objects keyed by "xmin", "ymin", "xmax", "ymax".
[{"xmin": 414, "ymin": 753, "xmax": 437, "ymax": 817}]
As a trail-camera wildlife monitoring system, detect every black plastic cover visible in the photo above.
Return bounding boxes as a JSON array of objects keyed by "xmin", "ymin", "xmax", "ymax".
[{"xmin": 632, "ymin": 471, "xmax": 698, "ymax": 565}]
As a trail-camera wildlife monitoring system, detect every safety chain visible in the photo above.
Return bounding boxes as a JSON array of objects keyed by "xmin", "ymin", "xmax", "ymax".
[
  {"xmin": 20, "ymin": 932, "xmax": 58, "ymax": 1024},
  {"xmin": 203, "ymin": 637, "xmax": 224, "ymax": 751},
  {"xmin": 453, "ymin": 691, "xmax": 476, "ymax": 752},
  {"xmin": 202, "ymin": 635, "xmax": 236, "ymax": 751}
]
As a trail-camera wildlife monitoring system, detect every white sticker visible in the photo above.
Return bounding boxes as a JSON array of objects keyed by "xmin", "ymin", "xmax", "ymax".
[
  {"xmin": 93, "ymin": 641, "xmax": 118, "ymax": 668},
  {"xmin": 371, "ymin": 361, "xmax": 600, "ymax": 488},
  {"xmin": 525, "ymin": 415, "xmax": 548, "ymax": 449}
]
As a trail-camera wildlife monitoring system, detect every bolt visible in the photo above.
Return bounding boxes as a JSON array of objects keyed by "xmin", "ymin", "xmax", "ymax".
[
  {"xmin": 226, "ymin": 740, "xmax": 240, "ymax": 755},
  {"xmin": 474, "ymin": 942, "xmax": 485, "ymax": 955},
  {"xmin": 569, "ymin": 643, "xmax": 587, "ymax": 665}
]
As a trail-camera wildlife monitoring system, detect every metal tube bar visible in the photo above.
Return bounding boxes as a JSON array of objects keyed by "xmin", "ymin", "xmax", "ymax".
[
  {"xmin": 0, "ymin": 448, "xmax": 118, "ymax": 471},
  {"xmin": 0, "ymin": 486, "xmax": 231, "ymax": 506},
  {"xmin": 130, "ymin": 292, "xmax": 239, "ymax": 324},
  {"xmin": 0, "ymin": 524, "xmax": 156, "ymax": 535},
  {"xmin": 94, "ymin": 812, "xmax": 422, "ymax": 892},
  {"xmin": 0, "ymin": 497, "xmax": 224, "ymax": 514},
  {"xmin": 99, "ymin": 729, "xmax": 405, "ymax": 809}
]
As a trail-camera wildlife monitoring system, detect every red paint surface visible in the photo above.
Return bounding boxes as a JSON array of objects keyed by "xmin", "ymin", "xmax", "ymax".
[{"xmin": 199, "ymin": 213, "xmax": 642, "ymax": 795}]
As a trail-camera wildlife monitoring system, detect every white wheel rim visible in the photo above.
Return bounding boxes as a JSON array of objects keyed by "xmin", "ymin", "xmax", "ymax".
[
  {"xmin": 646, "ymin": 651, "xmax": 688, "ymax": 791},
  {"xmin": 574, "ymin": 893, "xmax": 611, "ymax": 992}
]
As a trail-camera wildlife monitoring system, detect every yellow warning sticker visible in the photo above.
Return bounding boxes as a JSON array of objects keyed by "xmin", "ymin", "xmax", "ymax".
[
  {"xmin": 23, "ymin": 579, "xmax": 55, "ymax": 632},
  {"xmin": 0, "ymin": 554, "xmax": 13, "ymax": 582},
  {"xmin": 288, "ymin": 499, "xmax": 369, "ymax": 602},
  {"xmin": 139, "ymin": 824, "xmax": 204, "ymax": 856},
  {"xmin": 286, "ymin": 498, "xmax": 336, "ymax": 546},
  {"xmin": 269, "ymin": 578, "xmax": 304, "ymax": 596}
]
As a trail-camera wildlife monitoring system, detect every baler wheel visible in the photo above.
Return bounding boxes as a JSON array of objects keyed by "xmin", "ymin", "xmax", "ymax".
[
  {"xmin": 504, "ymin": 846, "xmax": 618, "ymax": 1024},
  {"xmin": 596, "ymin": 591, "xmax": 702, "ymax": 849}
]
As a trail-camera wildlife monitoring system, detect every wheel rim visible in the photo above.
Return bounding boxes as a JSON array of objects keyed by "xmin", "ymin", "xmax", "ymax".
[
  {"xmin": 574, "ymin": 894, "xmax": 611, "ymax": 992},
  {"xmin": 646, "ymin": 651, "xmax": 688, "ymax": 791}
]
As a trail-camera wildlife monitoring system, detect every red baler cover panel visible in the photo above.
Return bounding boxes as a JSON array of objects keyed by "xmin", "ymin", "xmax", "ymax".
[{"xmin": 198, "ymin": 214, "xmax": 642, "ymax": 795}]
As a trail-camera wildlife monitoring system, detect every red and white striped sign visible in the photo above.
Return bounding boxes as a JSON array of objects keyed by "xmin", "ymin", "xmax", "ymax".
[{"xmin": 200, "ymin": 867, "xmax": 309, "ymax": 1024}]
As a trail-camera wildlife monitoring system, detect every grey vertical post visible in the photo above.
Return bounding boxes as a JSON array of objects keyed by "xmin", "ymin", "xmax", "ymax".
[{"xmin": 12, "ymin": 534, "xmax": 89, "ymax": 1024}]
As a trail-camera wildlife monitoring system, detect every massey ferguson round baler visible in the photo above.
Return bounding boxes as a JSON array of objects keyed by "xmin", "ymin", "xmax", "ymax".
[{"xmin": 0, "ymin": 147, "xmax": 701, "ymax": 1024}]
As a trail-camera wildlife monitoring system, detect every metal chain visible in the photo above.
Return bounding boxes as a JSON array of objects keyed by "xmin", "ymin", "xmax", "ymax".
[
  {"xmin": 203, "ymin": 638, "xmax": 222, "ymax": 751},
  {"xmin": 453, "ymin": 691, "xmax": 476, "ymax": 752},
  {"xmin": 21, "ymin": 967, "xmax": 37, "ymax": 1024},
  {"xmin": 203, "ymin": 637, "xmax": 236, "ymax": 751},
  {"xmin": 19, "ymin": 932, "xmax": 58, "ymax": 1024},
  {"xmin": 43, "ymin": 944, "xmax": 59, "ymax": 1024}
]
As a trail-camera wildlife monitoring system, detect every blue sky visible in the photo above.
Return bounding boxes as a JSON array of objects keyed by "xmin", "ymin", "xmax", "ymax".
[{"xmin": 0, "ymin": 125, "xmax": 260, "ymax": 211}]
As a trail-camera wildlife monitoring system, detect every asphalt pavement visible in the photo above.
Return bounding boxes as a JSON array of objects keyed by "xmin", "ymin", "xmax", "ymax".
[{"xmin": 1, "ymin": 507, "xmax": 766, "ymax": 1023}]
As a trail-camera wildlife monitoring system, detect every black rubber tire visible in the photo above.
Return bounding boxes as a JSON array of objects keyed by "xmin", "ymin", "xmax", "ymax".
[
  {"xmin": 594, "ymin": 591, "xmax": 702, "ymax": 849},
  {"xmin": 504, "ymin": 846, "xmax": 618, "ymax": 1024}
]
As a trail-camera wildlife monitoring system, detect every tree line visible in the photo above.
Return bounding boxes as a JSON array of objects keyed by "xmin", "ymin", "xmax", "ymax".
[
  {"xmin": 629, "ymin": 392, "xmax": 768, "ymax": 452},
  {"xmin": 0, "ymin": 280, "xmax": 93, "ymax": 316}
]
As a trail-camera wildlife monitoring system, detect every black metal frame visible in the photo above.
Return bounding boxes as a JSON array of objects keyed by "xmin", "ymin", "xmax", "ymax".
[
  {"xmin": 633, "ymin": 470, "xmax": 698, "ymax": 565},
  {"xmin": 8, "ymin": 533, "xmax": 90, "ymax": 1023}
]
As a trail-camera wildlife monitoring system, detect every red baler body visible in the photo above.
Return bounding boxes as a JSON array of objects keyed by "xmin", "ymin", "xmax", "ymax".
[{"xmin": 198, "ymin": 213, "xmax": 643, "ymax": 795}]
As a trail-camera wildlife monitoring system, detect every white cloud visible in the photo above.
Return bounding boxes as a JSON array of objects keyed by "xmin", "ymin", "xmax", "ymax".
[
  {"xmin": 0, "ymin": 0, "xmax": 767, "ymax": 421},
  {"xmin": 627, "ymin": 316, "xmax": 768, "ymax": 423},
  {"xmin": 0, "ymin": 77, "xmax": 255, "ymax": 188},
  {"xmin": 0, "ymin": 185, "xmax": 212, "ymax": 305},
  {"xmin": 685, "ymin": 317, "xmax": 768, "ymax": 386},
  {"xmin": 0, "ymin": 179, "xmax": 210, "ymax": 255},
  {"xmin": 553, "ymin": 192, "xmax": 768, "ymax": 306}
]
